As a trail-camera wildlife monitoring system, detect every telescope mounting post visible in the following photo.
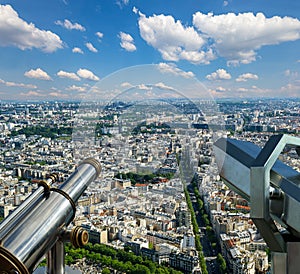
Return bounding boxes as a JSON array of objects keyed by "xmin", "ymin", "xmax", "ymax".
[{"xmin": 46, "ymin": 227, "xmax": 89, "ymax": 274}]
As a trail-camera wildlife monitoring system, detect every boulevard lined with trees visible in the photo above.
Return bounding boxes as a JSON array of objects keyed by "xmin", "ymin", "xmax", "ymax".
[{"xmin": 184, "ymin": 179, "xmax": 228, "ymax": 274}]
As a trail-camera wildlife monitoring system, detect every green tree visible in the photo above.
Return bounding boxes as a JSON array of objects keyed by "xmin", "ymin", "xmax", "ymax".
[
  {"xmin": 65, "ymin": 243, "xmax": 183, "ymax": 274},
  {"xmin": 65, "ymin": 255, "xmax": 74, "ymax": 265},
  {"xmin": 143, "ymin": 260, "xmax": 156, "ymax": 273},
  {"xmin": 217, "ymin": 253, "xmax": 227, "ymax": 273},
  {"xmin": 124, "ymin": 261, "xmax": 134, "ymax": 272},
  {"xmin": 155, "ymin": 269, "xmax": 165, "ymax": 274},
  {"xmin": 183, "ymin": 186, "xmax": 207, "ymax": 273},
  {"xmin": 131, "ymin": 264, "xmax": 151, "ymax": 274},
  {"xmin": 102, "ymin": 267, "xmax": 110, "ymax": 274},
  {"xmin": 111, "ymin": 259, "xmax": 124, "ymax": 271},
  {"xmin": 197, "ymin": 198, "xmax": 203, "ymax": 209}
]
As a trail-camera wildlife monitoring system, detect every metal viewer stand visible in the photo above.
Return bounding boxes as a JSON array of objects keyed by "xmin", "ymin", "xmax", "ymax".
[{"xmin": 214, "ymin": 134, "xmax": 300, "ymax": 274}]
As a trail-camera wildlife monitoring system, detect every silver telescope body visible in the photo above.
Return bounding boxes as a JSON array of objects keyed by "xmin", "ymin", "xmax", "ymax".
[
  {"xmin": 0, "ymin": 158, "xmax": 101, "ymax": 274},
  {"xmin": 0, "ymin": 174, "xmax": 58, "ymax": 241}
]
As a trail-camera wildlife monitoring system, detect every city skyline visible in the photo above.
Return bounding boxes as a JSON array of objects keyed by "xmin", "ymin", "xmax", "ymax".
[
  {"xmin": 1, "ymin": 98, "xmax": 298, "ymax": 273},
  {"xmin": 0, "ymin": 0, "xmax": 299, "ymax": 100}
]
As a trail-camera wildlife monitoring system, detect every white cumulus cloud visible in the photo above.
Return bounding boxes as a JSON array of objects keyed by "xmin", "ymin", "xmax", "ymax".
[
  {"xmin": 154, "ymin": 82, "xmax": 175, "ymax": 91},
  {"xmin": 116, "ymin": 0, "xmax": 129, "ymax": 9},
  {"xmin": 119, "ymin": 32, "xmax": 136, "ymax": 51},
  {"xmin": 24, "ymin": 68, "xmax": 52, "ymax": 80},
  {"xmin": 0, "ymin": 78, "xmax": 37, "ymax": 89},
  {"xmin": 66, "ymin": 85, "xmax": 87, "ymax": 92},
  {"xmin": 236, "ymin": 73, "xmax": 259, "ymax": 82},
  {"xmin": 193, "ymin": 12, "xmax": 300, "ymax": 65},
  {"xmin": 0, "ymin": 4, "xmax": 63, "ymax": 52},
  {"xmin": 77, "ymin": 68, "xmax": 99, "ymax": 81},
  {"xmin": 20, "ymin": 91, "xmax": 43, "ymax": 97},
  {"xmin": 95, "ymin": 32, "xmax": 103, "ymax": 39},
  {"xmin": 138, "ymin": 12, "xmax": 215, "ymax": 64},
  {"xmin": 121, "ymin": 82, "xmax": 133, "ymax": 88},
  {"xmin": 215, "ymin": 86, "xmax": 227, "ymax": 92},
  {"xmin": 157, "ymin": 63, "xmax": 195, "ymax": 78},
  {"xmin": 206, "ymin": 69, "xmax": 231, "ymax": 80},
  {"xmin": 237, "ymin": 87, "xmax": 249, "ymax": 92},
  {"xmin": 133, "ymin": 6, "xmax": 138, "ymax": 14},
  {"xmin": 284, "ymin": 69, "xmax": 299, "ymax": 78},
  {"xmin": 72, "ymin": 47, "xmax": 83, "ymax": 54},
  {"xmin": 49, "ymin": 91, "xmax": 68, "ymax": 98},
  {"xmin": 55, "ymin": 19, "xmax": 85, "ymax": 31},
  {"xmin": 85, "ymin": 42, "xmax": 98, "ymax": 53},
  {"xmin": 137, "ymin": 84, "xmax": 151, "ymax": 90},
  {"xmin": 57, "ymin": 70, "xmax": 80, "ymax": 81}
]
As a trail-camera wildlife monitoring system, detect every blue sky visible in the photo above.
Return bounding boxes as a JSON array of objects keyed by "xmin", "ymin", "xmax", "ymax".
[{"xmin": 0, "ymin": 0, "xmax": 299, "ymax": 100}]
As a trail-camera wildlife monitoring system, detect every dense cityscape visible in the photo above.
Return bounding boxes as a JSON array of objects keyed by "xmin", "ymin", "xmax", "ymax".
[
  {"xmin": 0, "ymin": 0, "xmax": 299, "ymax": 273},
  {"xmin": 0, "ymin": 98, "xmax": 299, "ymax": 273}
]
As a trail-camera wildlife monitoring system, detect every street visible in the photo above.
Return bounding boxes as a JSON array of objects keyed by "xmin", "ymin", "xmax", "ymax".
[{"xmin": 187, "ymin": 184, "xmax": 221, "ymax": 274}]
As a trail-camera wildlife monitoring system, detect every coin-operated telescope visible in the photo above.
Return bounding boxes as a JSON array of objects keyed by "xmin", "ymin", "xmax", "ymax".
[
  {"xmin": 0, "ymin": 158, "xmax": 101, "ymax": 274},
  {"xmin": 214, "ymin": 134, "xmax": 300, "ymax": 274}
]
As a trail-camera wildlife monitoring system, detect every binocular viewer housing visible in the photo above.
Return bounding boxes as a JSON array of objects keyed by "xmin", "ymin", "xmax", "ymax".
[{"xmin": 214, "ymin": 134, "xmax": 300, "ymax": 273}]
